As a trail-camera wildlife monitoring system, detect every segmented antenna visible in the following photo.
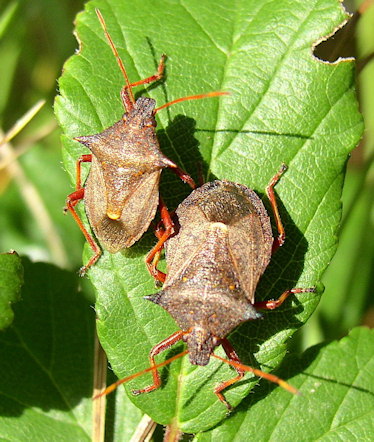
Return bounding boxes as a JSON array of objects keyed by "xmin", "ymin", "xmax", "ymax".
[
  {"xmin": 93, "ymin": 350, "xmax": 189, "ymax": 399},
  {"xmin": 95, "ymin": 8, "xmax": 135, "ymax": 104},
  {"xmin": 155, "ymin": 91, "xmax": 230, "ymax": 113}
]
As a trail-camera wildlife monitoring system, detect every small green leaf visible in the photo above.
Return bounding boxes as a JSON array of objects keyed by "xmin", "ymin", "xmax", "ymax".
[
  {"xmin": 195, "ymin": 327, "xmax": 374, "ymax": 440},
  {"xmin": 0, "ymin": 251, "xmax": 23, "ymax": 330},
  {"xmin": 55, "ymin": 0, "xmax": 363, "ymax": 433}
]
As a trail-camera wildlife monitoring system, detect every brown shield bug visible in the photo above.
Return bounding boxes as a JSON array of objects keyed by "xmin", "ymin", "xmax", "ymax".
[
  {"xmin": 96, "ymin": 165, "xmax": 315, "ymax": 409},
  {"xmin": 64, "ymin": 9, "xmax": 227, "ymax": 275}
]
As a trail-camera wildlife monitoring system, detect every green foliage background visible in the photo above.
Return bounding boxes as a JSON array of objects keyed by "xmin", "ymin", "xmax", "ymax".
[{"xmin": 0, "ymin": 0, "xmax": 373, "ymax": 440}]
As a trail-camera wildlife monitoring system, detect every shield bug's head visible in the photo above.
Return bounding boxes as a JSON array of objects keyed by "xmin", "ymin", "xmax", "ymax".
[
  {"xmin": 124, "ymin": 96, "xmax": 157, "ymax": 128},
  {"xmin": 183, "ymin": 326, "xmax": 220, "ymax": 366}
]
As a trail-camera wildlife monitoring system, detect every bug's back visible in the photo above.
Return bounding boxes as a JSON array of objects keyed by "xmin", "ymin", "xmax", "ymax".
[
  {"xmin": 81, "ymin": 98, "xmax": 173, "ymax": 252},
  {"xmin": 149, "ymin": 180, "xmax": 274, "ymax": 345},
  {"xmin": 165, "ymin": 180, "xmax": 273, "ymax": 301}
]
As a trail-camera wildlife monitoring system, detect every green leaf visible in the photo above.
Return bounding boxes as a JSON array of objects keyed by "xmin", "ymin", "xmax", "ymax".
[
  {"xmin": 356, "ymin": 0, "xmax": 374, "ymax": 149},
  {"xmin": 0, "ymin": 260, "xmax": 93, "ymax": 441},
  {"xmin": 0, "ymin": 251, "xmax": 23, "ymax": 330},
  {"xmin": 0, "ymin": 258, "xmax": 146, "ymax": 440},
  {"xmin": 54, "ymin": 0, "xmax": 363, "ymax": 434},
  {"xmin": 0, "ymin": 2, "xmax": 18, "ymax": 40},
  {"xmin": 317, "ymin": 169, "xmax": 374, "ymax": 341},
  {"xmin": 195, "ymin": 327, "xmax": 374, "ymax": 440}
]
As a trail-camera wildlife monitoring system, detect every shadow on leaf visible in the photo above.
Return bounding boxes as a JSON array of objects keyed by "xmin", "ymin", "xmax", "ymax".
[{"xmin": 0, "ymin": 258, "xmax": 94, "ymax": 417}]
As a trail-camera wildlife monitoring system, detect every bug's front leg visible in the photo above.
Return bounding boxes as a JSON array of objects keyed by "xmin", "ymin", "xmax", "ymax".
[
  {"xmin": 266, "ymin": 163, "xmax": 287, "ymax": 253},
  {"xmin": 145, "ymin": 198, "xmax": 174, "ymax": 284},
  {"xmin": 64, "ymin": 154, "xmax": 101, "ymax": 275}
]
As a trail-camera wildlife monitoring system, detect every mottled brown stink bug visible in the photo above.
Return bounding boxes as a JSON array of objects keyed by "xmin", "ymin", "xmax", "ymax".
[
  {"xmin": 96, "ymin": 165, "xmax": 315, "ymax": 409},
  {"xmin": 65, "ymin": 9, "xmax": 227, "ymax": 275}
]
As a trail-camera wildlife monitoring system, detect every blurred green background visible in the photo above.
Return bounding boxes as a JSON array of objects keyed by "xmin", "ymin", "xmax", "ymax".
[{"xmin": 0, "ymin": 0, "xmax": 373, "ymax": 358}]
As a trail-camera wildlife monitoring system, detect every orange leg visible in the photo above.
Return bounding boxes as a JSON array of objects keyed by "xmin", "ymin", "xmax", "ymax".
[
  {"xmin": 64, "ymin": 154, "xmax": 101, "ymax": 275},
  {"xmin": 124, "ymin": 54, "xmax": 166, "ymax": 90},
  {"xmin": 75, "ymin": 154, "xmax": 92, "ymax": 189},
  {"xmin": 169, "ymin": 165, "xmax": 196, "ymax": 189},
  {"xmin": 96, "ymin": 9, "xmax": 227, "ymax": 119},
  {"xmin": 65, "ymin": 188, "xmax": 102, "ymax": 276},
  {"xmin": 150, "ymin": 220, "xmax": 167, "ymax": 282},
  {"xmin": 96, "ymin": 9, "xmax": 166, "ymax": 111},
  {"xmin": 212, "ymin": 352, "xmax": 301, "ymax": 397},
  {"xmin": 214, "ymin": 287, "xmax": 316, "ymax": 408},
  {"xmin": 254, "ymin": 286, "xmax": 315, "ymax": 310},
  {"xmin": 65, "ymin": 154, "xmax": 92, "ymax": 209},
  {"xmin": 266, "ymin": 163, "xmax": 287, "ymax": 253},
  {"xmin": 145, "ymin": 198, "xmax": 174, "ymax": 284},
  {"xmin": 132, "ymin": 330, "xmax": 185, "ymax": 395},
  {"xmin": 214, "ymin": 338, "xmax": 245, "ymax": 410},
  {"xmin": 158, "ymin": 156, "xmax": 196, "ymax": 189},
  {"xmin": 120, "ymin": 55, "xmax": 166, "ymax": 111}
]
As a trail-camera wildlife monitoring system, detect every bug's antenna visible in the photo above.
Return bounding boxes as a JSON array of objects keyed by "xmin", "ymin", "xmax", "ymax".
[
  {"xmin": 95, "ymin": 9, "xmax": 135, "ymax": 104},
  {"xmin": 212, "ymin": 353, "xmax": 300, "ymax": 395},
  {"xmin": 93, "ymin": 350, "xmax": 189, "ymax": 399},
  {"xmin": 155, "ymin": 91, "xmax": 229, "ymax": 113}
]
